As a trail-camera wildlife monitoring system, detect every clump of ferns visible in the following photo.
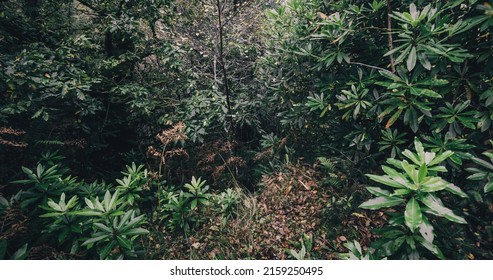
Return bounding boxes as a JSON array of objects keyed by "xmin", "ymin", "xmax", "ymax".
[
  {"xmin": 147, "ymin": 122, "xmax": 189, "ymax": 207},
  {"xmin": 316, "ymin": 157, "xmax": 343, "ymax": 188}
]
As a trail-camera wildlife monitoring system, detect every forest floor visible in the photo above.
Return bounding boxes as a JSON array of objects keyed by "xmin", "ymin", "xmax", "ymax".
[{"xmin": 148, "ymin": 162, "xmax": 388, "ymax": 260}]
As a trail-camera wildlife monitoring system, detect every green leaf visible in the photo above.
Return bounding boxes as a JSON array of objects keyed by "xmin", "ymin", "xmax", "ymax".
[
  {"xmin": 385, "ymin": 109, "xmax": 402, "ymax": 129},
  {"xmin": 429, "ymin": 151, "xmax": 454, "ymax": 166},
  {"xmin": 366, "ymin": 174, "xmax": 406, "ymax": 188},
  {"xmin": 366, "ymin": 186, "xmax": 391, "ymax": 197},
  {"xmin": 100, "ymin": 240, "xmax": 117, "ymax": 259},
  {"xmin": 419, "ymin": 215, "xmax": 434, "ymax": 243},
  {"xmin": 124, "ymin": 228, "xmax": 149, "ymax": 236},
  {"xmin": 418, "ymin": 164, "xmax": 428, "ymax": 182},
  {"xmin": 359, "ymin": 196, "xmax": 404, "ymax": 210},
  {"xmin": 190, "ymin": 199, "xmax": 198, "ymax": 210},
  {"xmin": 47, "ymin": 199, "xmax": 62, "ymax": 211},
  {"xmin": 402, "ymin": 150, "xmax": 420, "ymax": 165},
  {"xmin": 444, "ymin": 184, "xmax": 468, "ymax": 198},
  {"xmin": 401, "ymin": 160, "xmax": 418, "ymax": 185},
  {"xmin": 94, "ymin": 223, "xmax": 113, "ymax": 233},
  {"xmin": 392, "ymin": 236, "xmax": 406, "ymax": 254},
  {"xmin": 420, "ymin": 177, "xmax": 448, "ymax": 192},
  {"xmin": 39, "ymin": 212, "xmax": 65, "ymax": 218},
  {"xmin": 404, "ymin": 198, "xmax": 422, "ymax": 232},
  {"xmin": 485, "ymin": 181, "xmax": 493, "ymax": 193},
  {"xmin": 379, "ymin": 70, "xmax": 402, "ymax": 82},
  {"xmin": 415, "ymin": 236, "xmax": 444, "ymax": 259},
  {"xmin": 407, "ymin": 46, "xmax": 417, "ymax": 71},
  {"xmin": 393, "ymin": 188, "xmax": 412, "ymax": 196},
  {"xmin": 0, "ymin": 239, "xmax": 7, "ymax": 259},
  {"xmin": 471, "ymin": 157, "xmax": 493, "ymax": 170},
  {"xmin": 420, "ymin": 194, "xmax": 466, "ymax": 224},
  {"xmin": 116, "ymin": 236, "xmax": 133, "ymax": 250},
  {"xmin": 417, "ymin": 79, "xmax": 449, "ymax": 86},
  {"xmin": 11, "ymin": 243, "xmax": 29, "ymax": 260},
  {"xmin": 82, "ymin": 234, "xmax": 108, "ymax": 246},
  {"xmin": 418, "ymin": 89, "xmax": 442, "ymax": 98}
]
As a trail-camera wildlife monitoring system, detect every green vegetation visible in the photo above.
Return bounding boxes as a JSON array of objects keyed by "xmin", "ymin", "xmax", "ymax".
[{"xmin": 1, "ymin": 0, "xmax": 492, "ymax": 259}]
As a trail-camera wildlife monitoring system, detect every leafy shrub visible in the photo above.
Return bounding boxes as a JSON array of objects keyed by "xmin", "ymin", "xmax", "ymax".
[
  {"xmin": 358, "ymin": 139, "xmax": 468, "ymax": 259},
  {"xmin": 3, "ymin": 153, "xmax": 151, "ymax": 259}
]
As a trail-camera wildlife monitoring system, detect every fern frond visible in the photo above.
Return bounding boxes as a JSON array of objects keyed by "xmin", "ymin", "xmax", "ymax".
[
  {"xmin": 36, "ymin": 140, "xmax": 65, "ymax": 146},
  {"xmin": 317, "ymin": 157, "xmax": 335, "ymax": 171}
]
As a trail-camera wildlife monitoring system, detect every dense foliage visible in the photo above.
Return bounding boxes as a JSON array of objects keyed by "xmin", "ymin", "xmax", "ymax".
[{"xmin": 1, "ymin": 0, "xmax": 492, "ymax": 259}]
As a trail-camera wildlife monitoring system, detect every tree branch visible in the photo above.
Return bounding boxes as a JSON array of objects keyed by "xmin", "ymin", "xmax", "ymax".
[{"xmin": 386, "ymin": 0, "xmax": 396, "ymax": 73}]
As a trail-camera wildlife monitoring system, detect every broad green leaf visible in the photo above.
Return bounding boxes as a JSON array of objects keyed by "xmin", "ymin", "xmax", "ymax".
[
  {"xmin": 103, "ymin": 191, "xmax": 111, "ymax": 210},
  {"xmin": 190, "ymin": 199, "xmax": 198, "ymax": 210},
  {"xmin": 418, "ymin": 52, "xmax": 432, "ymax": 70},
  {"xmin": 386, "ymin": 158, "xmax": 405, "ymax": 170},
  {"xmin": 484, "ymin": 181, "xmax": 493, "ymax": 193},
  {"xmin": 381, "ymin": 229, "xmax": 405, "ymax": 238},
  {"xmin": 483, "ymin": 152, "xmax": 493, "ymax": 160},
  {"xmin": 384, "ymin": 43, "xmax": 410, "ymax": 57},
  {"xmin": 379, "ymin": 70, "xmax": 402, "ymax": 82},
  {"xmin": 407, "ymin": 46, "xmax": 417, "ymax": 71},
  {"xmin": 395, "ymin": 44, "xmax": 412, "ymax": 64},
  {"xmin": 421, "ymin": 177, "xmax": 448, "ymax": 192},
  {"xmin": 416, "ymin": 236, "xmax": 444, "ymax": 259},
  {"xmin": 444, "ymin": 184, "xmax": 468, "ymax": 198},
  {"xmin": 124, "ymin": 228, "xmax": 149, "ymax": 236},
  {"xmin": 419, "ymin": 89, "xmax": 442, "ymax": 98},
  {"xmin": 429, "ymin": 151, "xmax": 454, "ymax": 166},
  {"xmin": 11, "ymin": 243, "xmax": 28, "ymax": 260},
  {"xmin": 366, "ymin": 174, "xmax": 406, "ymax": 188},
  {"xmin": 100, "ymin": 240, "xmax": 117, "ymax": 259},
  {"xmin": 117, "ymin": 210, "xmax": 133, "ymax": 229},
  {"xmin": 359, "ymin": 196, "xmax": 404, "ymax": 210},
  {"xmin": 74, "ymin": 210, "xmax": 104, "ymax": 216},
  {"xmin": 423, "ymin": 152, "xmax": 436, "ymax": 165},
  {"xmin": 47, "ymin": 199, "xmax": 62, "ymax": 211},
  {"xmin": 420, "ymin": 194, "xmax": 467, "ymax": 224},
  {"xmin": 116, "ymin": 236, "xmax": 133, "ymax": 250},
  {"xmin": 39, "ymin": 212, "xmax": 65, "ymax": 218},
  {"xmin": 402, "ymin": 150, "xmax": 420, "ymax": 165},
  {"xmin": 405, "ymin": 198, "xmax": 422, "ymax": 232},
  {"xmin": 471, "ymin": 157, "xmax": 493, "ymax": 170},
  {"xmin": 419, "ymin": 215, "xmax": 434, "ymax": 243},
  {"xmin": 466, "ymin": 172, "xmax": 487, "ymax": 181},
  {"xmin": 94, "ymin": 223, "xmax": 113, "ymax": 233},
  {"xmin": 84, "ymin": 198, "xmax": 94, "ymax": 209},
  {"xmin": 109, "ymin": 191, "xmax": 119, "ymax": 210},
  {"xmin": 414, "ymin": 139, "xmax": 425, "ymax": 162},
  {"xmin": 401, "ymin": 160, "xmax": 418, "ymax": 186},
  {"xmin": 409, "ymin": 3, "xmax": 418, "ymax": 20},
  {"xmin": 393, "ymin": 188, "xmax": 412, "ymax": 196},
  {"xmin": 418, "ymin": 164, "xmax": 428, "ymax": 182},
  {"xmin": 82, "ymin": 234, "xmax": 108, "ymax": 246},
  {"xmin": 120, "ymin": 214, "xmax": 146, "ymax": 232},
  {"xmin": 429, "ymin": 165, "xmax": 447, "ymax": 173},
  {"xmin": 392, "ymin": 236, "xmax": 406, "ymax": 254},
  {"xmin": 406, "ymin": 236, "xmax": 416, "ymax": 250},
  {"xmin": 417, "ymin": 78, "xmax": 449, "ymax": 86},
  {"xmin": 366, "ymin": 186, "xmax": 391, "ymax": 197},
  {"xmin": 94, "ymin": 198, "xmax": 104, "ymax": 212}
]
